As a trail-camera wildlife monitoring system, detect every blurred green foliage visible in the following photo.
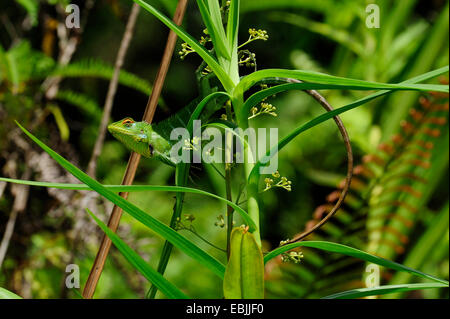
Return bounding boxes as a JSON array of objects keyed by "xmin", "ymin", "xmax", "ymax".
[{"xmin": 0, "ymin": 0, "xmax": 448, "ymax": 298}]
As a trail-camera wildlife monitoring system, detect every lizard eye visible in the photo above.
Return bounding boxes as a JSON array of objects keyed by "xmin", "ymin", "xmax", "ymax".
[{"xmin": 122, "ymin": 118, "xmax": 135, "ymax": 127}]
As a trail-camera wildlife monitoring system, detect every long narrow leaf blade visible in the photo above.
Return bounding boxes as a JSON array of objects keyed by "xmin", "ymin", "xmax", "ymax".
[
  {"xmin": 264, "ymin": 241, "xmax": 449, "ymax": 285},
  {"xmin": 0, "ymin": 177, "xmax": 257, "ymax": 232},
  {"xmin": 322, "ymin": 283, "xmax": 449, "ymax": 299},
  {"xmin": 236, "ymin": 67, "xmax": 449, "ymax": 94},
  {"xmin": 132, "ymin": 0, "xmax": 233, "ymax": 91},
  {"xmin": 0, "ymin": 287, "xmax": 22, "ymax": 299},
  {"xmin": 87, "ymin": 209, "xmax": 189, "ymax": 299},
  {"xmin": 227, "ymin": 0, "xmax": 240, "ymax": 49},
  {"xmin": 15, "ymin": 123, "xmax": 226, "ymax": 278}
]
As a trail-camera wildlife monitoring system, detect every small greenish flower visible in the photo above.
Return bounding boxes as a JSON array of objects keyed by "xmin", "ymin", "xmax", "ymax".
[
  {"xmin": 201, "ymin": 65, "xmax": 212, "ymax": 75},
  {"xmin": 239, "ymin": 28, "xmax": 269, "ymax": 49},
  {"xmin": 280, "ymin": 239, "xmax": 290, "ymax": 246},
  {"xmin": 199, "ymin": 29, "xmax": 212, "ymax": 46},
  {"xmin": 214, "ymin": 215, "xmax": 225, "ymax": 228},
  {"xmin": 239, "ymin": 52, "xmax": 256, "ymax": 68},
  {"xmin": 276, "ymin": 176, "xmax": 292, "ymax": 192},
  {"xmin": 178, "ymin": 42, "xmax": 195, "ymax": 60},
  {"xmin": 221, "ymin": 1, "xmax": 231, "ymax": 12},
  {"xmin": 264, "ymin": 178, "xmax": 274, "ymax": 191},
  {"xmin": 248, "ymin": 28, "xmax": 269, "ymax": 41},
  {"xmin": 184, "ymin": 214, "xmax": 196, "ymax": 222},
  {"xmin": 175, "ymin": 217, "xmax": 183, "ymax": 230},
  {"xmin": 281, "ymin": 251, "xmax": 304, "ymax": 264},
  {"xmin": 183, "ymin": 137, "xmax": 200, "ymax": 151},
  {"xmin": 249, "ymin": 102, "xmax": 277, "ymax": 120},
  {"xmin": 262, "ymin": 173, "xmax": 292, "ymax": 192}
]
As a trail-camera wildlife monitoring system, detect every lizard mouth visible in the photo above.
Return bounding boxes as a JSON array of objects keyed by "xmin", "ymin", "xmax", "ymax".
[{"xmin": 107, "ymin": 124, "xmax": 134, "ymax": 137}]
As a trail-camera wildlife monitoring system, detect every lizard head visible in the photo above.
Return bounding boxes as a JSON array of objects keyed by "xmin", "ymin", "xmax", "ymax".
[{"xmin": 108, "ymin": 117, "xmax": 172, "ymax": 159}]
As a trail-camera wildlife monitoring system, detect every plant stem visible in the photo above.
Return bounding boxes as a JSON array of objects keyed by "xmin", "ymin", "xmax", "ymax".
[
  {"xmin": 225, "ymin": 101, "xmax": 234, "ymax": 259},
  {"xmin": 233, "ymin": 95, "xmax": 262, "ymax": 246}
]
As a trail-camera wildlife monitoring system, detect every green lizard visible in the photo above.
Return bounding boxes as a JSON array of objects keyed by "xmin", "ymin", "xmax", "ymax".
[{"xmin": 108, "ymin": 117, "xmax": 174, "ymax": 166}]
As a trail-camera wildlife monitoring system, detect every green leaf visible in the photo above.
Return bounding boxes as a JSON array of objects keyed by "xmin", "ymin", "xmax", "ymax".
[
  {"xmin": 322, "ymin": 283, "xmax": 449, "ymax": 299},
  {"xmin": 47, "ymin": 104, "xmax": 70, "ymax": 141},
  {"xmin": 0, "ymin": 287, "xmax": 22, "ymax": 299},
  {"xmin": 15, "ymin": 0, "xmax": 39, "ymax": 26},
  {"xmin": 227, "ymin": 0, "xmax": 240, "ymax": 49},
  {"xmin": 224, "ymin": 227, "xmax": 264, "ymax": 299},
  {"xmin": 86, "ymin": 209, "xmax": 189, "ymax": 299},
  {"xmin": 132, "ymin": 0, "xmax": 234, "ymax": 91},
  {"xmin": 203, "ymin": 0, "xmax": 230, "ymax": 59},
  {"xmin": 14, "ymin": 123, "xmax": 226, "ymax": 278},
  {"xmin": 0, "ymin": 177, "xmax": 257, "ymax": 232},
  {"xmin": 264, "ymin": 241, "xmax": 449, "ymax": 285},
  {"xmin": 234, "ymin": 67, "xmax": 449, "ymax": 96}
]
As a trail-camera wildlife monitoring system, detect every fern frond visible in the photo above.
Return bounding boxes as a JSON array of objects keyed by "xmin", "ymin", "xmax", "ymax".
[
  {"xmin": 265, "ymin": 80, "xmax": 449, "ymax": 298},
  {"xmin": 49, "ymin": 59, "xmax": 152, "ymax": 95},
  {"xmin": 55, "ymin": 90, "xmax": 102, "ymax": 122}
]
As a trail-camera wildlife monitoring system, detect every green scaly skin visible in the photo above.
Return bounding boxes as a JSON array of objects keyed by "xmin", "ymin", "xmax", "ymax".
[{"xmin": 108, "ymin": 118, "xmax": 175, "ymax": 166}]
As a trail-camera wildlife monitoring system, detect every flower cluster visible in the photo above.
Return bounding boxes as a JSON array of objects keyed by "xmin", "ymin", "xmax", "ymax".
[
  {"xmin": 178, "ymin": 42, "xmax": 195, "ymax": 60},
  {"xmin": 214, "ymin": 214, "xmax": 225, "ymax": 228},
  {"xmin": 199, "ymin": 29, "xmax": 211, "ymax": 46},
  {"xmin": 175, "ymin": 214, "xmax": 196, "ymax": 231},
  {"xmin": 249, "ymin": 102, "xmax": 277, "ymax": 120},
  {"xmin": 281, "ymin": 251, "xmax": 304, "ymax": 264},
  {"xmin": 239, "ymin": 28, "xmax": 269, "ymax": 49},
  {"xmin": 249, "ymin": 28, "xmax": 269, "ymax": 41},
  {"xmin": 239, "ymin": 51, "xmax": 256, "ymax": 68},
  {"xmin": 183, "ymin": 136, "xmax": 201, "ymax": 151},
  {"xmin": 263, "ymin": 171, "xmax": 292, "ymax": 192}
]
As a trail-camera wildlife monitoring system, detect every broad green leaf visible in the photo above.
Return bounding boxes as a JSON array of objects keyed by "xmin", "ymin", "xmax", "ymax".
[
  {"xmin": 224, "ymin": 227, "xmax": 264, "ymax": 299},
  {"xmin": 264, "ymin": 241, "xmax": 449, "ymax": 285},
  {"xmin": 322, "ymin": 283, "xmax": 449, "ymax": 299},
  {"xmin": 0, "ymin": 287, "xmax": 22, "ymax": 299},
  {"xmin": 87, "ymin": 209, "xmax": 189, "ymax": 299},
  {"xmin": 0, "ymin": 177, "xmax": 257, "ymax": 232},
  {"xmin": 132, "ymin": 0, "xmax": 234, "ymax": 92},
  {"xmin": 15, "ymin": 123, "xmax": 226, "ymax": 278}
]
